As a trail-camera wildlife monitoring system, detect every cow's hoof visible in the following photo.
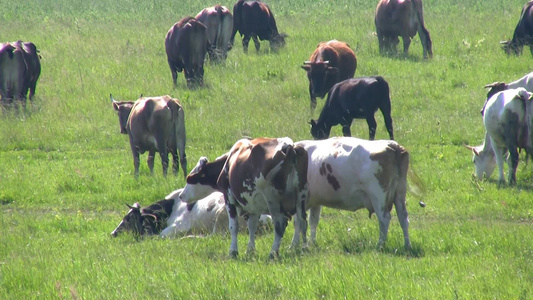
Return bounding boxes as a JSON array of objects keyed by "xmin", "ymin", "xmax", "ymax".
[
  {"xmin": 229, "ymin": 250, "xmax": 239, "ymax": 259},
  {"xmin": 268, "ymin": 251, "xmax": 279, "ymax": 260}
]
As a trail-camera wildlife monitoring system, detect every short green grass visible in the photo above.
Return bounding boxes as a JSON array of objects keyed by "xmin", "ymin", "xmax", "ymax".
[{"xmin": 1, "ymin": 0, "xmax": 532, "ymax": 298}]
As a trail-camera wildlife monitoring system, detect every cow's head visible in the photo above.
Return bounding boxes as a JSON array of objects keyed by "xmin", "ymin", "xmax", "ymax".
[
  {"xmin": 111, "ymin": 203, "xmax": 144, "ymax": 237},
  {"xmin": 465, "ymin": 145, "xmax": 496, "ymax": 180},
  {"xmin": 270, "ymin": 33, "xmax": 287, "ymax": 51},
  {"xmin": 501, "ymin": 40, "xmax": 521, "ymax": 56},
  {"xmin": 309, "ymin": 119, "xmax": 330, "ymax": 140},
  {"xmin": 484, "ymin": 82, "xmax": 508, "ymax": 103},
  {"xmin": 111, "ymin": 94, "xmax": 134, "ymax": 134},
  {"xmin": 180, "ymin": 155, "xmax": 227, "ymax": 203},
  {"xmin": 301, "ymin": 61, "xmax": 339, "ymax": 99}
]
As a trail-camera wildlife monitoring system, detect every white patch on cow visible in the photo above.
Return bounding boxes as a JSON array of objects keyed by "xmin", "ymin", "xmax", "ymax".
[{"xmin": 180, "ymin": 182, "xmax": 217, "ymax": 204}]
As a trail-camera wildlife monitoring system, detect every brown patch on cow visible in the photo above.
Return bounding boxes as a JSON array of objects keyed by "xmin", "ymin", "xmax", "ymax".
[
  {"xmin": 319, "ymin": 161, "xmax": 341, "ymax": 191},
  {"xmin": 370, "ymin": 142, "xmax": 406, "ymax": 192}
]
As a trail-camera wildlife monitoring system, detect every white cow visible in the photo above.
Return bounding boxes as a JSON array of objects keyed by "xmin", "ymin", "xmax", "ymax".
[
  {"xmin": 111, "ymin": 188, "xmax": 272, "ymax": 238},
  {"xmin": 483, "ymin": 72, "xmax": 533, "ymax": 115},
  {"xmin": 467, "ymin": 88, "xmax": 533, "ymax": 186},
  {"xmin": 291, "ymin": 137, "xmax": 411, "ymax": 250}
]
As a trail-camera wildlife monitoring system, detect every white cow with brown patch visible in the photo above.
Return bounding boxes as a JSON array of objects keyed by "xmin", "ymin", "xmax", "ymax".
[{"xmin": 292, "ymin": 137, "xmax": 411, "ymax": 250}]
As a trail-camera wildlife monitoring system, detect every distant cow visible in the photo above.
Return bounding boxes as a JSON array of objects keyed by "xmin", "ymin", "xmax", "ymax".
[
  {"xmin": 309, "ymin": 77, "xmax": 394, "ymax": 141},
  {"xmin": 231, "ymin": 0, "xmax": 287, "ymax": 53},
  {"xmin": 375, "ymin": 0, "xmax": 433, "ymax": 59},
  {"xmin": 196, "ymin": 5, "xmax": 233, "ymax": 62},
  {"xmin": 501, "ymin": 1, "xmax": 533, "ymax": 56},
  {"xmin": 482, "ymin": 72, "xmax": 533, "ymax": 115},
  {"xmin": 180, "ymin": 138, "xmax": 309, "ymax": 258},
  {"xmin": 466, "ymin": 88, "xmax": 533, "ymax": 186},
  {"xmin": 165, "ymin": 17, "xmax": 208, "ymax": 88},
  {"xmin": 111, "ymin": 95, "xmax": 187, "ymax": 178},
  {"xmin": 288, "ymin": 137, "xmax": 411, "ymax": 250},
  {"xmin": 301, "ymin": 40, "xmax": 357, "ymax": 112},
  {"xmin": 0, "ymin": 41, "xmax": 41, "ymax": 107},
  {"xmin": 111, "ymin": 188, "xmax": 272, "ymax": 238}
]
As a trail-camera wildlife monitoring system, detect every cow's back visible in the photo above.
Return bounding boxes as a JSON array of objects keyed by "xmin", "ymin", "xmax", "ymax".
[{"xmin": 240, "ymin": 1, "xmax": 274, "ymax": 40}]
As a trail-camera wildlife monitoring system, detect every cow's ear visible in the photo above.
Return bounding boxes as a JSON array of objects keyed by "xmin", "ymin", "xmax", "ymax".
[{"xmin": 309, "ymin": 119, "xmax": 317, "ymax": 126}]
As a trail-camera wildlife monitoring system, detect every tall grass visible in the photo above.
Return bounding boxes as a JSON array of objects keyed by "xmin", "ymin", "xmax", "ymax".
[{"xmin": 1, "ymin": 0, "xmax": 532, "ymax": 298}]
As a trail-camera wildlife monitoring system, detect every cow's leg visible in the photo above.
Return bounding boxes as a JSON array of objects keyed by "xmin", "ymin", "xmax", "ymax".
[
  {"xmin": 246, "ymin": 214, "xmax": 260, "ymax": 255},
  {"xmin": 242, "ymin": 35, "xmax": 251, "ymax": 53},
  {"xmin": 342, "ymin": 123, "xmax": 352, "ymax": 137},
  {"xmin": 130, "ymin": 143, "xmax": 141, "ymax": 177},
  {"xmin": 381, "ymin": 107, "xmax": 394, "ymax": 140},
  {"xmin": 491, "ymin": 142, "xmax": 507, "ymax": 187},
  {"xmin": 418, "ymin": 25, "xmax": 433, "ymax": 59},
  {"xmin": 365, "ymin": 115, "xmax": 378, "ymax": 140},
  {"xmin": 376, "ymin": 208, "xmax": 392, "ymax": 249},
  {"xmin": 147, "ymin": 150, "xmax": 155, "ymax": 175},
  {"xmin": 308, "ymin": 205, "xmax": 321, "ymax": 245},
  {"xmin": 507, "ymin": 146, "xmax": 519, "ymax": 185},
  {"xmin": 155, "ymin": 136, "xmax": 169, "ymax": 176},
  {"xmin": 252, "ymin": 35, "xmax": 261, "ymax": 52},
  {"xmin": 394, "ymin": 195, "xmax": 411, "ymax": 250},
  {"xmin": 226, "ymin": 203, "xmax": 240, "ymax": 258},
  {"xmin": 376, "ymin": 30, "xmax": 385, "ymax": 55},
  {"xmin": 168, "ymin": 61, "xmax": 178, "ymax": 87},
  {"xmin": 401, "ymin": 35, "xmax": 411, "ymax": 56},
  {"xmin": 170, "ymin": 148, "xmax": 179, "ymax": 176},
  {"xmin": 309, "ymin": 83, "xmax": 317, "ymax": 113},
  {"xmin": 267, "ymin": 202, "xmax": 289, "ymax": 258}
]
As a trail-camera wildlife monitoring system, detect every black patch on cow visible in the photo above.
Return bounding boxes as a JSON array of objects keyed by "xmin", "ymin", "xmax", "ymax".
[
  {"xmin": 319, "ymin": 162, "xmax": 327, "ymax": 176},
  {"xmin": 327, "ymin": 174, "xmax": 341, "ymax": 191},
  {"xmin": 206, "ymin": 199, "xmax": 217, "ymax": 212}
]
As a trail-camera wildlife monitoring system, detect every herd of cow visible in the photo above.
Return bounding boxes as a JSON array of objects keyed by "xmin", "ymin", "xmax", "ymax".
[{"xmin": 3, "ymin": 0, "xmax": 533, "ymax": 258}]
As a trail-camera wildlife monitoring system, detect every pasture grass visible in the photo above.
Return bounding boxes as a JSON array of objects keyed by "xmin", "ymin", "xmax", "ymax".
[{"xmin": 1, "ymin": 0, "xmax": 532, "ymax": 298}]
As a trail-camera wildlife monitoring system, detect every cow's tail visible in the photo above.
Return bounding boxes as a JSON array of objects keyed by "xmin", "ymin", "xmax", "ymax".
[
  {"xmin": 412, "ymin": 0, "xmax": 432, "ymax": 58},
  {"xmin": 231, "ymin": 0, "xmax": 245, "ymax": 44}
]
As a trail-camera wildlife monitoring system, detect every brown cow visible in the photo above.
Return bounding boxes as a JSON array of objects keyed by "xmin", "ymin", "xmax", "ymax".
[
  {"xmin": 375, "ymin": 0, "xmax": 432, "ymax": 59},
  {"xmin": 231, "ymin": 0, "xmax": 287, "ymax": 53},
  {"xmin": 195, "ymin": 5, "xmax": 233, "ymax": 63},
  {"xmin": 180, "ymin": 137, "xmax": 309, "ymax": 258},
  {"xmin": 165, "ymin": 17, "xmax": 208, "ymax": 88},
  {"xmin": 111, "ymin": 95, "xmax": 187, "ymax": 178},
  {"xmin": 21, "ymin": 41, "xmax": 41, "ymax": 101},
  {"xmin": 301, "ymin": 40, "xmax": 357, "ymax": 112}
]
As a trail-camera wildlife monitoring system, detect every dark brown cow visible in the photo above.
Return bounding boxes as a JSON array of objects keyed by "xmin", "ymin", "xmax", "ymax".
[
  {"xmin": 231, "ymin": 0, "xmax": 287, "ymax": 53},
  {"xmin": 196, "ymin": 5, "xmax": 233, "ymax": 62},
  {"xmin": 165, "ymin": 17, "xmax": 208, "ymax": 88},
  {"xmin": 0, "ymin": 41, "xmax": 41, "ymax": 107},
  {"xmin": 111, "ymin": 95, "xmax": 187, "ymax": 178},
  {"xmin": 502, "ymin": 1, "xmax": 533, "ymax": 56},
  {"xmin": 310, "ymin": 77, "xmax": 394, "ymax": 141},
  {"xmin": 375, "ymin": 0, "xmax": 432, "ymax": 59},
  {"xmin": 180, "ymin": 137, "xmax": 309, "ymax": 258},
  {"xmin": 301, "ymin": 40, "xmax": 357, "ymax": 112}
]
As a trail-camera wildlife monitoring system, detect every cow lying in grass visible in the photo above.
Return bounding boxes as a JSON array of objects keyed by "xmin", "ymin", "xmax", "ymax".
[
  {"xmin": 466, "ymin": 88, "xmax": 533, "ymax": 186},
  {"xmin": 111, "ymin": 188, "xmax": 272, "ymax": 238}
]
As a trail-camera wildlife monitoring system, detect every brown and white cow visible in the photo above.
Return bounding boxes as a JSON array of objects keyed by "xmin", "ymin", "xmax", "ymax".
[
  {"xmin": 231, "ymin": 0, "xmax": 287, "ymax": 53},
  {"xmin": 195, "ymin": 5, "xmax": 233, "ymax": 63},
  {"xmin": 180, "ymin": 138, "xmax": 309, "ymax": 258},
  {"xmin": 301, "ymin": 40, "xmax": 357, "ymax": 112},
  {"xmin": 165, "ymin": 17, "xmax": 208, "ymax": 88},
  {"xmin": 290, "ymin": 137, "xmax": 411, "ymax": 250},
  {"xmin": 111, "ymin": 95, "xmax": 187, "ymax": 178},
  {"xmin": 0, "ymin": 41, "xmax": 41, "ymax": 108},
  {"xmin": 375, "ymin": 0, "xmax": 433, "ymax": 59},
  {"xmin": 501, "ymin": 1, "xmax": 533, "ymax": 56}
]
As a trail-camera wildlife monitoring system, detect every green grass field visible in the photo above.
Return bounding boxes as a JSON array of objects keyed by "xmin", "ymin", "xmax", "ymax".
[{"xmin": 1, "ymin": 0, "xmax": 532, "ymax": 298}]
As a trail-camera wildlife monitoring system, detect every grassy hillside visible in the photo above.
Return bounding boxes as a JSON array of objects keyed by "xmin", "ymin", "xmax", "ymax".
[{"xmin": 1, "ymin": 0, "xmax": 532, "ymax": 298}]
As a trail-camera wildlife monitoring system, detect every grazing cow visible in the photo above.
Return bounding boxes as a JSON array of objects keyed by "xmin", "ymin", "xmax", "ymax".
[
  {"xmin": 111, "ymin": 188, "xmax": 272, "ymax": 238},
  {"xmin": 301, "ymin": 40, "xmax": 357, "ymax": 112},
  {"xmin": 375, "ymin": 0, "xmax": 433, "ymax": 59},
  {"xmin": 466, "ymin": 88, "xmax": 533, "ymax": 186},
  {"xmin": 288, "ymin": 137, "xmax": 411, "ymax": 250},
  {"xmin": 165, "ymin": 17, "xmax": 208, "ymax": 88},
  {"xmin": 180, "ymin": 138, "xmax": 309, "ymax": 258},
  {"xmin": 501, "ymin": 1, "xmax": 533, "ymax": 56},
  {"xmin": 482, "ymin": 72, "xmax": 533, "ymax": 115},
  {"xmin": 309, "ymin": 77, "xmax": 394, "ymax": 141},
  {"xmin": 111, "ymin": 95, "xmax": 187, "ymax": 178},
  {"xmin": 231, "ymin": 0, "xmax": 287, "ymax": 53},
  {"xmin": 195, "ymin": 5, "xmax": 233, "ymax": 63}
]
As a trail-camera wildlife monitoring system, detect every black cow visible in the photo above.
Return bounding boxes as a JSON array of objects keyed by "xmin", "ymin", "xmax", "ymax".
[
  {"xmin": 502, "ymin": 1, "xmax": 533, "ymax": 56},
  {"xmin": 309, "ymin": 77, "xmax": 394, "ymax": 141},
  {"xmin": 231, "ymin": 0, "xmax": 287, "ymax": 53},
  {"xmin": 165, "ymin": 17, "xmax": 208, "ymax": 88}
]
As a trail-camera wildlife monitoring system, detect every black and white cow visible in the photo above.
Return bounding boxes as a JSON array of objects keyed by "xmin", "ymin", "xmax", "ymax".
[
  {"xmin": 310, "ymin": 77, "xmax": 394, "ymax": 141},
  {"xmin": 180, "ymin": 137, "xmax": 309, "ymax": 258}
]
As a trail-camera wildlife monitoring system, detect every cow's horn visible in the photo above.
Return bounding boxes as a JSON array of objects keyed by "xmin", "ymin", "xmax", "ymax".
[
  {"xmin": 500, "ymin": 41, "xmax": 509, "ymax": 44},
  {"xmin": 484, "ymin": 82, "xmax": 499, "ymax": 88},
  {"xmin": 463, "ymin": 145, "xmax": 475, "ymax": 151},
  {"xmin": 303, "ymin": 61, "xmax": 312, "ymax": 64},
  {"xmin": 141, "ymin": 213, "xmax": 158, "ymax": 220},
  {"xmin": 110, "ymin": 94, "xmax": 115, "ymax": 102},
  {"xmin": 323, "ymin": 60, "xmax": 330, "ymax": 65}
]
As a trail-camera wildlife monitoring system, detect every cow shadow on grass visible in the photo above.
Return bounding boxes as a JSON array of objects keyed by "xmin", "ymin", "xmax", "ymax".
[
  {"xmin": 380, "ymin": 51, "xmax": 426, "ymax": 63},
  {"xmin": 338, "ymin": 238, "xmax": 425, "ymax": 258}
]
